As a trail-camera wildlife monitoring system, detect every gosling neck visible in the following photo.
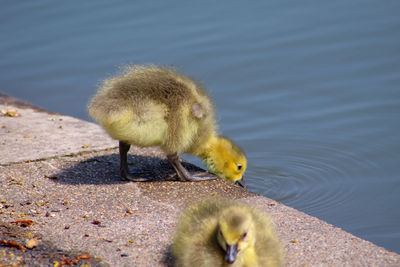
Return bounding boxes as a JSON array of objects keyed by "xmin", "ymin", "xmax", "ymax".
[
  {"xmin": 241, "ymin": 245, "xmax": 257, "ymax": 267},
  {"xmin": 190, "ymin": 134, "xmax": 219, "ymax": 175},
  {"xmin": 195, "ymin": 134, "xmax": 219, "ymax": 159}
]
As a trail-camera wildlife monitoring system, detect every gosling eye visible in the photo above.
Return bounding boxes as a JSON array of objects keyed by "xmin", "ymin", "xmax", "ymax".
[{"xmin": 237, "ymin": 164, "xmax": 242, "ymax": 171}]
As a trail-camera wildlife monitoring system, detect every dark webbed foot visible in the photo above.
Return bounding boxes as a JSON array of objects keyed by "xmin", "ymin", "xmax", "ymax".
[
  {"xmin": 167, "ymin": 154, "xmax": 217, "ymax": 182},
  {"xmin": 119, "ymin": 141, "xmax": 152, "ymax": 182},
  {"xmin": 120, "ymin": 169, "xmax": 152, "ymax": 182},
  {"xmin": 190, "ymin": 171, "xmax": 218, "ymax": 181},
  {"xmin": 179, "ymin": 171, "xmax": 217, "ymax": 182}
]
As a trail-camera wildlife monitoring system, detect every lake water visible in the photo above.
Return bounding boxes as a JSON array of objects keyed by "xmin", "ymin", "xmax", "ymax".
[{"xmin": 1, "ymin": 0, "xmax": 399, "ymax": 253}]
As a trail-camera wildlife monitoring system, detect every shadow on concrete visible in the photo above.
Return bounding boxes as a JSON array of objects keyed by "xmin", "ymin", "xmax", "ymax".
[
  {"xmin": 54, "ymin": 153, "xmax": 206, "ymax": 185},
  {"xmin": 162, "ymin": 245, "xmax": 174, "ymax": 267}
]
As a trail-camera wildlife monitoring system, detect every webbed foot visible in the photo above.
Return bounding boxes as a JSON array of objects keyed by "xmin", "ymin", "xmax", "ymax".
[
  {"xmin": 119, "ymin": 141, "xmax": 152, "ymax": 182},
  {"xmin": 182, "ymin": 171, "xmax": 217, "ymax": 182},
  {"xmin": 167, "ymin": 154, "xmax": 217, "ymax": 182},
  {"xmin": 120, "ymin": 169, "xmax": 152, "ymax": 182}
]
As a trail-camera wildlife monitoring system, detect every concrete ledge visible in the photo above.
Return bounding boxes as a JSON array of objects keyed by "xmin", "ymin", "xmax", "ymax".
[
  {"xmin": 1, "ymin": 94, "xmax": 399, "ymax": 266},
  {"xmin": 0, "ymin": 94, "xmax": 116, "ymax": 165}
]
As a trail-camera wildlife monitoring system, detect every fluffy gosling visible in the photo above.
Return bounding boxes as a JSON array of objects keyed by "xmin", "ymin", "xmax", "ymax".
[
  {"xmin": 172, "ymin": 198, "xmax": 284, "ymax": 267},
  {"xmin": 88, "ymin": 65, "xmax": 246, "ymax": 183}
]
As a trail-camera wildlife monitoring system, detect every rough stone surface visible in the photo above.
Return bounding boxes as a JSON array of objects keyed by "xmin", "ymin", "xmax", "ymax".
[
  {"xmin": 1, "ymin": 94, "xmax": 399, "ymax": 266},
  {"xmin": 0, "ymin": 93, "xmax": 116, "ymax": 165}
]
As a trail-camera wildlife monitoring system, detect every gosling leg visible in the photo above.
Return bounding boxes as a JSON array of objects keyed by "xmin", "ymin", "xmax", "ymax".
[
  {"xmin": 167, "ymin": 153, "xmax": 216, "ymax": 182},
  {"xmin": 119, "ymin": 141, "xmax": 150, "ymax": 182}
]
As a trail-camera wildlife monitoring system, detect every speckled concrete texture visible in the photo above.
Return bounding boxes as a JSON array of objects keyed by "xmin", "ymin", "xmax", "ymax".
[
  {"xmin": 1, "ymin": 94, "xmax": 400, "ymax": 266},
  {"xmin": 0, "ymin": 93, "xmax": 116, "ymax": 165}
]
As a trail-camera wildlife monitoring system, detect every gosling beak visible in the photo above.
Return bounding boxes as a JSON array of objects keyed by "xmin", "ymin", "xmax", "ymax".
[
  {"xmin": 235, "ymin": 177, "xmax": 245, "ymax": 188},
  {"xmin": 225, "ymin": 244, "xmax": 238, "ymax": 264}
]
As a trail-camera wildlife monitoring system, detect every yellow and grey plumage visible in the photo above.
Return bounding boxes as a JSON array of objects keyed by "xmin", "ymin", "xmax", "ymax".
[
  {"xmin": 172, "ymin": 198, "xmax": 284, "ymax": 267},
  {"xmin": 88, "ymin": 65, "xmax": 246, "ymax": 183}
]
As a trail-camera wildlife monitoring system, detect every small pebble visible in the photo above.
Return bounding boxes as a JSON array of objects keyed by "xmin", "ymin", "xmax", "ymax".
[{"xmin": 26, "ymin": 238, "xmax": 39, "ymax": 249}]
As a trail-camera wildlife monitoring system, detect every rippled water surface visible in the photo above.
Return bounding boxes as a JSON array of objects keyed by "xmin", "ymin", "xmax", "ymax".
[{"xmin": 1, "ymin": 1, "xmax": 400, "ymax": 253}]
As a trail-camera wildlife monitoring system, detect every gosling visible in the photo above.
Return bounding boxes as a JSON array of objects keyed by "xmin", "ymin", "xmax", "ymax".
[
  {"xmin": 88, "ymin": 65, "xmax": 247, "ymax": 184},
  {"xmin": 172, "ymin": 198, "xmax": 284, "ymax": 267}
]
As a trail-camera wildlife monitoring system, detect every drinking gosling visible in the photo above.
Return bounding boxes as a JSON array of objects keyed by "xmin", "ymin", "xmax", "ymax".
[{"xmin": 88, "ymin": 65, "xmax": 247, "ymax": 184}]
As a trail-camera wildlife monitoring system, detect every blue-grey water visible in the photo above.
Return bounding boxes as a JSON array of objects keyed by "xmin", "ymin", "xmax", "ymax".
[{"xmin": 1, "ymin": 1, "xmax": 399, "ymax": 253}]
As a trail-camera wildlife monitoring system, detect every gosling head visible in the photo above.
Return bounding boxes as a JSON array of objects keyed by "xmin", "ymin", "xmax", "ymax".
[
  {"xmin": 217, "ymin": 207, "xmax": 255, "ymax": 264},
  {"xmin": 202, "ymin": 136, "xmax": 247, "ymax": 184}
]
